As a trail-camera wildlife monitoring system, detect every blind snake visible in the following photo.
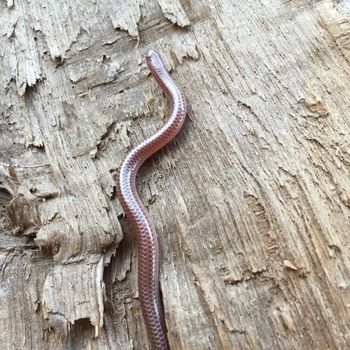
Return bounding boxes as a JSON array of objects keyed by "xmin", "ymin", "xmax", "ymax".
[{"xmin": 116, "ymin": 50, "xmax": 187, "ymax": 349}]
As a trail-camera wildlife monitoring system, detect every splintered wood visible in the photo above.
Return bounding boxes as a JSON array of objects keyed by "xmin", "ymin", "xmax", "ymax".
[{"xmin": 0, "ymin": 0, "xmax": 349, "ymax": 349}]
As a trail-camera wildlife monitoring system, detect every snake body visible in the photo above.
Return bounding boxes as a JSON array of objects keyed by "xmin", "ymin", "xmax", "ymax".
[{"xmin": 116, "ymin": 50, "xmax": 187, "ymax": 349}]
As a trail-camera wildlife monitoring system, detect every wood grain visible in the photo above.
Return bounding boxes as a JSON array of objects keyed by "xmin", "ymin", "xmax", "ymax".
[{"xmin": 0, "ymin": 0, "xmax": 349, "ymax": 349}]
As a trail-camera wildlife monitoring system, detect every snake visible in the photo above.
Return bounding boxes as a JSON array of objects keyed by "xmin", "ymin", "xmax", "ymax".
[{"xmin": 116, "ymin": 49, "xmax": 187, "ymax": 349}]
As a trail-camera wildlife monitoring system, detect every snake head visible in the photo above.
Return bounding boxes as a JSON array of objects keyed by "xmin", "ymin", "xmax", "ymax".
[{"xmin": 146, "ymin": 49, "xmax": 164, "ymax": 71}]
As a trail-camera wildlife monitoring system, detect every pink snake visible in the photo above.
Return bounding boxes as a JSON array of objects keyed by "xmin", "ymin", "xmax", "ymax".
[{"xmin": 116, "ymin": 50, "xmax": 187, "ymax": 349}]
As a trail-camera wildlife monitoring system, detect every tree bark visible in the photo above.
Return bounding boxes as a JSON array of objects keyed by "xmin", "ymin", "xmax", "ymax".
[{"xmin": 1, "ymin": 0, "xmax": 349, "ymax": 349}]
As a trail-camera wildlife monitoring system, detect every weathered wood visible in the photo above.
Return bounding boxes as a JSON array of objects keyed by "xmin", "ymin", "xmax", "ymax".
[{"xmin": 1, "ymin": 0, "xmax": 349, "ymax": 349}]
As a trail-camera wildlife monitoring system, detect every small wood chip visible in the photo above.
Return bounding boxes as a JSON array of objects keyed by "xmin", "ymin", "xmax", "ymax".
[{"xmin": 283, "ymin": 260, "xmax": 298, "ymax": 271}]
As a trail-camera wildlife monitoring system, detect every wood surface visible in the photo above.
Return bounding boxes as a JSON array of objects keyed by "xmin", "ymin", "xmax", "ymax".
[{"xmin": 0, "ymin": 0, "xmax": 349, "ymax": 349}]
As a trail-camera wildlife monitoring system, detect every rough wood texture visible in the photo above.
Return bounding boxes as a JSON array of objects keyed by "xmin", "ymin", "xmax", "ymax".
[{"xmin": 1, "ymin": 0, "xmax": 349, "ymax": 349}]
